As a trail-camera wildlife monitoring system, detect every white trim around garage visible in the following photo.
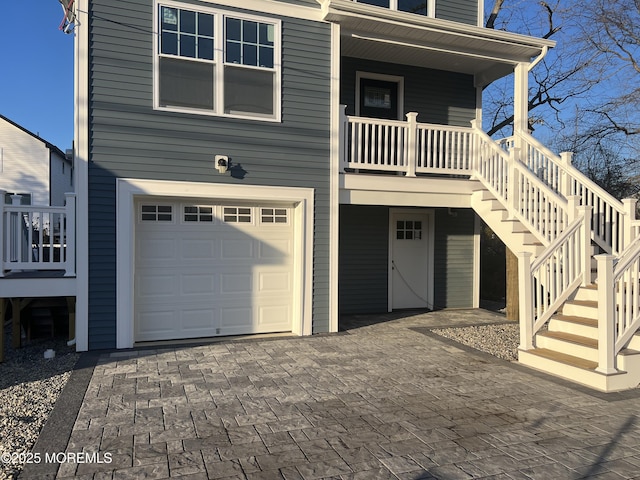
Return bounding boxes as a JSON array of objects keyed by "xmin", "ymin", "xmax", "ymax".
[{"xmin": 116, "ymin": 178, "xmax": 315, "ymax": 349}]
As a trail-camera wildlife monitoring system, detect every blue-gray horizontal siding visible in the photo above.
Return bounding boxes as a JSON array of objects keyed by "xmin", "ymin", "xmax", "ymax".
[
  {"xmin": 88, "ymin": 0, "xmax": 331, "ymax": 349},
  {"xmin": 339, "ymin": 205, "xmax": 389, "ymax": 314},
  {"xmin": 433, "ymin": 208, "xmax": 475, "ymax": 308},
  {"xmin": 436, "ymin": 0, "xmax": 478, "ymax": 25},
  {"xmin": 341, "ymin": 57, "xmax": 476, "ymax": 127}
]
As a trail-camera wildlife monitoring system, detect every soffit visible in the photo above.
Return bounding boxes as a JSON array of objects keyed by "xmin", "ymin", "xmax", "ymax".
[{"xmin": 321, "ymin": 0, "xmax": 555, "ymax": 85}]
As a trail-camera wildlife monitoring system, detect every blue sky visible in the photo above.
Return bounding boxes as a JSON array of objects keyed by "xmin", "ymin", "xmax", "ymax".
[{"xmin": 1, "ymin": 1, "xmax": 74, "ymax": 150}]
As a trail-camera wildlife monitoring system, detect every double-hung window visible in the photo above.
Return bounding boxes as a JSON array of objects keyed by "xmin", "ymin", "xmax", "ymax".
[{"xmin": 156, "ymin": 3, "xmax": 280, "ymax": 121}]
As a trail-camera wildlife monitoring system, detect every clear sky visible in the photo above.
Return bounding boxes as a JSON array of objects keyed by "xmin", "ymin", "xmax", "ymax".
[{"xmin": 1, "ymin": 1, "xmax": 74, "ymax": 150}]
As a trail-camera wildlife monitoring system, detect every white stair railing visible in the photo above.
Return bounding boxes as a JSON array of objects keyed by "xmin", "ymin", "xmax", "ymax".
[
  {"xmin": 472, "ymin": 124, "xmax": 569, "ymax": 245},
  {"xmin": 594, "ymin": 238, "xmax": 640, "ymax": 373},
  {"xmin": 505, "ymin": 131, "xmax": 629, "ymax": 255},
  {"xmin": 518, "ymin": 200, "xmax": 592, "ymax": 349}
]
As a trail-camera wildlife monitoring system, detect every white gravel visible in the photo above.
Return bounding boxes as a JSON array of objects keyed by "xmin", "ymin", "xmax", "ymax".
[
  {"xmin": 431, "ymin": 322, "xmax": 520, "ymax": 361},
  {"xmin": 0, "ymin": 323, "xmax": 79, "ymax": 480}
]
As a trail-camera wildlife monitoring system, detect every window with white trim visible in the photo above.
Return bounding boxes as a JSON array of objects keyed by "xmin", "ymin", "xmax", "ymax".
[
  {"xmin": 157, "ymin": 4, "xmax": 280, "ymax": 120},
  {"xmin": 356, "ymin": 0, "xmax": 432, "ymax": 16}
]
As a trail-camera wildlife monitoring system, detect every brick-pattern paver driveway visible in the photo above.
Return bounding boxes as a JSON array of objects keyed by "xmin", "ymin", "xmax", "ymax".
[{"xmin": 30, "ymin": 311, "xmax": 640, "ymax": 479}]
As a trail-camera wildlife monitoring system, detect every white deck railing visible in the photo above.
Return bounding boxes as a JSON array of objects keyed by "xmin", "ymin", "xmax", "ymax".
[
  {"xmin": 0, "ymin": 191, "xmax": 76, "ymax": 277},
  {"xmin": 342, "ymin": 112, "xmax": 474, "ymax": 176}
]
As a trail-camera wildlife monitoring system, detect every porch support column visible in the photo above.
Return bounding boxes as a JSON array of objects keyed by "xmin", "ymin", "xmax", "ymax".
[{"xmin": 513, "ymin": 62, "xmax": 529, "ymax": 136}]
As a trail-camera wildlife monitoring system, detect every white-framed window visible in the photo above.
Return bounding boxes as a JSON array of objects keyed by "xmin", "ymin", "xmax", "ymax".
[
  {"xmin": 355, "ymin": 0, "xmax": 435, "ymax": 17},
  {"xmin": 155, "ymin": 2, "xmax": 281, "ymax": 121}
]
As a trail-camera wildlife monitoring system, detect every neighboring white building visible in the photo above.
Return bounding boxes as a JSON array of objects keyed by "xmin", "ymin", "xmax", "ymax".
[{"xmin": 0, "ymin": 114, "xmax": 72, "ymax": 206}]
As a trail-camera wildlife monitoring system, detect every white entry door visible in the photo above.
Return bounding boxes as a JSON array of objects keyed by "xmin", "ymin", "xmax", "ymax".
[
  {"xmin": 390, "ymin": 210, "xmax": 434, "ymax": 310},
  {"xmin": 134, "ymin": 201, "xmax": 295, "ymax": 342}
]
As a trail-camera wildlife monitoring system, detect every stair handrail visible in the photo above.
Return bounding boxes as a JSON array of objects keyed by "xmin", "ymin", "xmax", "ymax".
[
  {"xmin": 514, "ymin": 131, "xmax": 628, "ymax": 255},
  {"xmin": 472, "ymin": 123, "xmax": 569, "ymax": 245},
  {"xmin": 518, "ymin": 204, "xmax": 592, "ymax": 349},
  {"xmin": 610, "ymin": 237, "xmax": 640, "ymax": 354}
]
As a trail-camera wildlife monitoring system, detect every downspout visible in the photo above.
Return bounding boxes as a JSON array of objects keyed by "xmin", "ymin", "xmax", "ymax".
[
  {"xmin": 513, "ymin": 46, "xmax": 549, "ymax": 137},
  {"xmin": 528, "ymin": 45, "xmax": 549, "ymax": 72}
]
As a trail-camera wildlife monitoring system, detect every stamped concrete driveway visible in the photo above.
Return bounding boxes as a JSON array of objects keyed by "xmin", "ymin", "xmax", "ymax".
[{"xmin": 24, "ymin": 310, "xmax": 640, "ymax": 479}]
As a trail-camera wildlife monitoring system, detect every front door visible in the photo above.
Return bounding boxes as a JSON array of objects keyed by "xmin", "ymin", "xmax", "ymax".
[
  {"xmin": 390, "ymin": 210, "xmax": 433, "ymax": 310},
  {"xmin": 359, "ymin": 77, "xmax": 400, "ymax": 120}
]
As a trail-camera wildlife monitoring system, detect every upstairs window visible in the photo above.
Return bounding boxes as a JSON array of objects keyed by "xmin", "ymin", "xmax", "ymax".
[
  {"xmin": 156, "ymin": 4, "xmax": 280, "ymax": 121},
  {"xmin": 356, "ymin": 0, "xmax": 432, "ymax": 17}
]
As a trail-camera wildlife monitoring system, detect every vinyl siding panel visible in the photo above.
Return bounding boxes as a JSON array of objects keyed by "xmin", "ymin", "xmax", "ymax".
[
  {"xmin": 436, "ymin": 0, "xmax": 478, "ymax": 25},
  {"xmin": 88, "ymin": 0, "xmax": 331, "ymax": 348},
  {"xmin": 0, "ymin": 119, "xmax": 52, "ymax": 205},
  {"xmin": 341, "ymin": 57, "xmax": 476, "ymax": 127},
  {"xmin": 433, "ymin": 208, "xmax": 475, "ymax": 308},
  {"xmin": 339, "ymin": 205, "xmax": 389, "ymax": 314}
]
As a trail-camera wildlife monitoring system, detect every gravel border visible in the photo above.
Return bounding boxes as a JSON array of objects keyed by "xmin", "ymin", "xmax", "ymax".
[
  {"xmin": 431, "ymin": 322, "xmax": 520, "ymax": 361},
  {"xmin": 0, "ymin": 322, "xmax": 80, "ymax": 480}
]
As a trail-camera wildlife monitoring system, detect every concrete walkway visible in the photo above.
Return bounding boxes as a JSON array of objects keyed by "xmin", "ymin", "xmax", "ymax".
[{"xmin": 24, "ymin": 309, "xmax": 640, "ymax": 479}]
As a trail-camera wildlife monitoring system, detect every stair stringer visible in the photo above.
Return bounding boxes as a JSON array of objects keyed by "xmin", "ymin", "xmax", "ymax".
[{"xmin": 470, "ymin": 189, "xmax": 545, "ymax": 258}]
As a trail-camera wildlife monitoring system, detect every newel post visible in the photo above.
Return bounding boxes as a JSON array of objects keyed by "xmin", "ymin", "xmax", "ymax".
[
  {"xmin": 560, "ymin": 151, "xmax": 573, "ymax": 198},
  {"xmin": 517, "ymin": 251, "xmax": 534, "ymax": 350},
  {"xmin": 623, "ymin": 197, "xmax": 638, "ymax": 249},
  {"xmin": 577, "ymin": 204, "xmax": 592, "ymax": 286},
  {"xmin": 405, "ymin": 112, "xmax": 418, "ymax": 177},
  {"xmin": 0, "ymin": 190, "xmax": 5, "ymax": 277},
  {"xmin": 595, "ymin": 254, "xmax": 617, "ymax": 374},
  {"xmin": 339, "ymin": 104, "xmax": 347, "ymax": 173},
  {"xmin": 65, "ymin": 192, "xmax": 76, "ymax": 277}
]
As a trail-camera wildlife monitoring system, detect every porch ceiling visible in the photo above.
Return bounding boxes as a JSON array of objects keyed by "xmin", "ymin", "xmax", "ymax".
[{"xmin": 321, "ymin": 0, "xmax": 555, "ymax": 86}]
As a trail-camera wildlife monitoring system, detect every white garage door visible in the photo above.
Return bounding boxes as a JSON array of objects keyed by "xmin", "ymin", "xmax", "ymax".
[{"xmin": 134, "ymin": 200, "xmax": 295, "ymax": 342}]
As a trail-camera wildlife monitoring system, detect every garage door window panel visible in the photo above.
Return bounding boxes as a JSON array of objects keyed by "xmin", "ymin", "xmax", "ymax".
[
  {"xmin": 184, "ymin": 205, "xmax": 214, "ymax": 222},
  {"xmin": 260, "ymin": 208, "xmax": 288, "ymax": 224},
  {"xmin": 141, "ymin": 205, "xmax": 173, "ymax": 222},
  {"xmin": 223, "ymin": 207, "xmax": 252, "ymax": 223}
]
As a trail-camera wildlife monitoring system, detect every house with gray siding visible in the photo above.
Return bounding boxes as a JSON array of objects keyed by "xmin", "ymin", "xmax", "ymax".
[{"xmin": 6, "ymin": 0, "xmax": 640, "ymax": 390}]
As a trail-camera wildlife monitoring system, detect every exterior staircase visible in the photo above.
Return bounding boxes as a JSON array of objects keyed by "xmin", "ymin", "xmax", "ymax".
[
  {"xmin": 470, "ymin": 129, "xmax": 640, "ymax": 392},
  {"xmin": 518, "ymin": 284, "xmax": 640, "ymax": 391}
]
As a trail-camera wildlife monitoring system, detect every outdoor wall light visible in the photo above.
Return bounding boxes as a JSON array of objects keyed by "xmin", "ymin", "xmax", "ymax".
[{"xmin": 215, "ymin": 155, "xmax": 229, "ymax": 174}]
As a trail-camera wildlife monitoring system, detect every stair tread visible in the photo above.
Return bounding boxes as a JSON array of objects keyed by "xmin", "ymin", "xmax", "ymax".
[
  {"xmin": 538, "ymin": 330, "xmax": 598, "ymax": 348},
  {"xmin": 526, "ymin": 348, "xmax": 598, "ymax": 370},
  {"xmin": 566, "ymin": 299, "xmax": 598, "ymax": 308},
  {"xmin": 552, "ymin": 314, "xmax": 598, "ymax": 327}
]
